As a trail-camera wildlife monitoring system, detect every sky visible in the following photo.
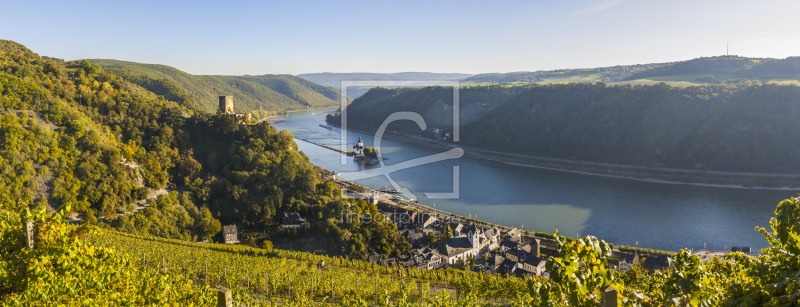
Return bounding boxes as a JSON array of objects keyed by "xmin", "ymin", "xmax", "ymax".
[{"xmin": 1, "ymin": 0, "xmax": 798, "ymax": 75}]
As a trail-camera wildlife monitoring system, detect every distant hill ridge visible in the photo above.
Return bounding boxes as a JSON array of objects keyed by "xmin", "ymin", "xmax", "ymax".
[
  {"xmin": 298, "ymin": 72, "xmax": 475, "ymax": 87},
  {"xmin": 298, "ymin": 72, "xmax": 474, "ymax": 98},
  {"xmin": 624, "ymin": 55, "xmax": 800, "ymax": 81},
  {"xmin": 88, "ymin": 59, "xmax": 343, "ymax": 114}
]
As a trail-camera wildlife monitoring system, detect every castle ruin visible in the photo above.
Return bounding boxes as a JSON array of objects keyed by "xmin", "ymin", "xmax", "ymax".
[
  {"xmin": 218, "ymin": 96, "xmax": 253, "ymax": 124},
  {"xmin": 219, "ymin": 96, "xmax": 235, "ymax": 114}
]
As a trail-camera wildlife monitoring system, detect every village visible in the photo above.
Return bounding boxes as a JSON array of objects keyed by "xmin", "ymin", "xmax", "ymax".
[{"xmin": 218, "ymin": 167, "xmax": 677, "ymax": 281}]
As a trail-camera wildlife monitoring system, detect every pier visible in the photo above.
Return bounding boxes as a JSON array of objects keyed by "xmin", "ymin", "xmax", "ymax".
[
  {"xmin": 296, "ymin": 138, "xmax": 355, "ymax": 156},
  {"xmin": 373, "ymin": 187, "xmax": 401, "ymax": 194}
]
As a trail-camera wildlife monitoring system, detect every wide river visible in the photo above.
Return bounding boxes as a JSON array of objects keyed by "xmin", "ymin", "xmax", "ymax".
[{"xmin": 274, "ymin": 108, "xmax": 795, "ymax": 252}]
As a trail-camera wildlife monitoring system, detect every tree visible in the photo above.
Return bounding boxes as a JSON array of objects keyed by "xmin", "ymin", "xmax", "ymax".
[
  {"xmin": 206, "ymin": 153, "xmax": 218, "ymax": 172},
  {"xmin": 445, "ymin": 224, "xmax": 453, "ymax": 239},
  {"xmin": 363, "ymin": 147, "xmax": 378, "ymax": 158},
  {"xmin": 195, "ymin": 207, "xmax": 221, "ymax": 241},
  {"xmin": 426, "ymin": 232, "xmax": 437, "ymax": 246},
  {"xmin": 178, "ymin": 149, "xmax": 202, "ymax": 185},
  {"xmin": 262, "ymin": 240, "xmax": 273, "ymax": 250}
]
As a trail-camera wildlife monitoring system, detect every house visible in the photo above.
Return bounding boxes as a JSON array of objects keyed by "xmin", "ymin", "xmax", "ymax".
[
  {"xmin": 418, "ymin": 213, "xmax": 437, "ymax": 228},
  {"xmin": 401, "ymin": 227, "xmax": 431, "ymax": 246},
  {"xmin": 618, "ymin": 253, "xmax": 640, "ymax": 272},
  {"xmin": 499, "ymin": 236, "xmax": 531, "ymax": 261},
  {"xmin": 503, "ymin": 228, "xmax": 522, "ymax": 240},
  {"xmin": 282, "ymin": 212, "xmax": 305, "ymax": 229},
  {"xmin": 437, "ymin": 229, "xmax": 481, "ymax": 265},
  {"xmin": 449, "ymin": 223, "xmax": 464, "ymax": 236},
  {"xmin": 484, "ymin": 227, "xmax": 500, "ymax": 250},
  {"xmin": 397, "ymin": 257, "xmax": 415, "ymax": 268},
  {"xmin": 367, "ymin": 253, "xmax": 382, "ymax": 263},
  {"xmin": 487, "ymin": 254, "xmax": 505, "ymax": 274},
  {"xmin": 485, "ymin": 227, "xmax": 500, "ymax": 241},
  {"xmin": 499, "ymin": 235, "xmax": 522, "ymax": 251},
  {"xmin": 222, "ymin": 224, "xmax": 239, "ymax": 244},
  {"xmin": 411, "ymin": 248, "xmax": 442, "ymax": 270},
  {"xmin": 740, "ymin": 246, "xmax": 751, "ymax": 253},
  {"xmin": 500, "ymin": 258, "xmax": 518, "ymax": 275},
  {"xmin": 379, "ymin": 258, "xmax": 397, "ymax": 267},
  {"xmin": 642, "ymin": 255, "xmax": 671, "ymax": 273},
  {"xmin": 521, "ymin": 256, "xmax": 547, "ymax": 276}
]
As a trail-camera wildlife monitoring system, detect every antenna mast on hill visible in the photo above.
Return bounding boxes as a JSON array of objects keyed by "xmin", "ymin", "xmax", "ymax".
[{"xmin": 727, "ymin": 42, "xmax": 729, "ymax": 56}]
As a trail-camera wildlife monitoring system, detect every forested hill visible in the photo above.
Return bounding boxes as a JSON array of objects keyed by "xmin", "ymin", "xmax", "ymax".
[
  {"xmin": 88, "ymin": 59, "xmax": 342, "ymax": 114},
  {"xmin": 333, "ymin": 80, "xmax": 800, "ymax": 173},
  {"xmin": 461, "ymin": 82, "xmax": 800, "ymax": 173},
  {"xmin": 0, "ymin": 39, "xmax": 409, "ymax": 259},
  {"xmin": 327, "ymin": 85, "xmax": 533, "ymax": 137},
  {"xmin": 624, "ymin": 55, "xmax": 800, "ymax": 83}
]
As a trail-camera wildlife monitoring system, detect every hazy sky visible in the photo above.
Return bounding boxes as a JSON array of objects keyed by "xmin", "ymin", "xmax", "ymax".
[{"xmin": 2, "ymin": 0, "xmax": 798, "ymax": 75}]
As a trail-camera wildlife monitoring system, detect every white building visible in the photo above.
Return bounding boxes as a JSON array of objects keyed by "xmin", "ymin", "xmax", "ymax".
[
  {"xmin": 437, "ymin": 229, "xmax": 481, "ymax": 265},
  {"xmin": 353, "ymin": 137, "xmax": 365, "ymax": 155}
]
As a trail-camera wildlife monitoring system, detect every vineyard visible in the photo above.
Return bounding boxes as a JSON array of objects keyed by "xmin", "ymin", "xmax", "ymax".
[
  {"xmin": 96, "ymin": 230, "xmax": 529, "ymax": 306},
  {"xmin": 3, "ymin": 196, "xmax": 800, "ymax": 306},
  {"xmin": 0, "ymin": 205, "xmax": 528, "ymax": 306}
]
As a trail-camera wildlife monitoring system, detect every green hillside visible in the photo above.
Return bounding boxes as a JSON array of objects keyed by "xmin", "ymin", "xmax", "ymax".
[
  {"xmin": 88, "ymin": 59, "xmax": 343, "ymax": 114},
  {"xmin": 326, "ymin": 85, "xmax": 532, "ymax": 138},
  {"xmin": 0, "ymin": 39, "xmax": 408, "ymax": 259},
  {"xmin": 461, "ymin": 82, "xmax": 800, "ymax": 173},
  {"xmin": 624, "ymin": 55, "xmax": 800, "ymax": 84}
]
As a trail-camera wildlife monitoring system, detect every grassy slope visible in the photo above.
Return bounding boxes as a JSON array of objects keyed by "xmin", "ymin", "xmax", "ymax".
[{"xmin": 88, "ymin": 59, "xmax": 342, "ymax": 114}]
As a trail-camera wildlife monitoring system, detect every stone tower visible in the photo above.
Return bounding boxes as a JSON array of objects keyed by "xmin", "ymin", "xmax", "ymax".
[
  {"xmin": 219, "ymin": 96, "xmax": 234, "ymax": 114},
  {"xmin": 531, "ymin": 238, "xmax": 541, "ymax": 258}
]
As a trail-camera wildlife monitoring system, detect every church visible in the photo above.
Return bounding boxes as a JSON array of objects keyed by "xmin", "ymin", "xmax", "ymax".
[{"xmin": 436, "ymin": 228, "xmax": 482, "ymax": 265}]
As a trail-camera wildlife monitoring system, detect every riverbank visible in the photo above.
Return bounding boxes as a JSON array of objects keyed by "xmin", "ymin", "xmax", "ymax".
[
  {"xmin": 257, "ymin": 106, "xmax": 337, "ymax": 124},
  {"xmin": 504, "ymin": 162, "xmax": 800, "ymax": 191},
  {"xmin": 329, "ymin": 123, "xmax": 800, "ymax": 191},
  {"xmin": 332, "ymin": 170, "xmax": 749, "ymax": 257}
]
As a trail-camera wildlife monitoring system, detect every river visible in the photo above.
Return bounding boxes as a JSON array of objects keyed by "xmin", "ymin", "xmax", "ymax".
[{"xmin": 273, "ymin": 108, "xmax": 794, "ymax": 252}]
